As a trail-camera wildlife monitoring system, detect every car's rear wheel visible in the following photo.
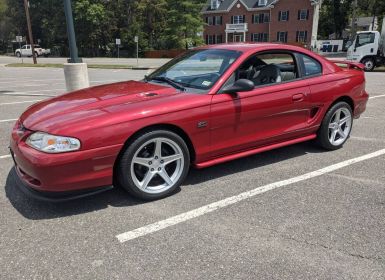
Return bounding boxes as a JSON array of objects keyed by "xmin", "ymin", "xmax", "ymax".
[
  {"xmin": 361, "ymin": 57, "xmax": 375, "ymax": 72},
  {"xmin": 118, "ymin": 130, "xmax": 190, "ymax": 200},
  {"xmin": 317, "ymin": 102, "xmax": 353, "ymax": 150}
]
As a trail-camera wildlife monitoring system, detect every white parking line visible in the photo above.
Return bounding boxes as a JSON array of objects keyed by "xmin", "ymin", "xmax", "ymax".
[
  {"xmin": 0, "ymin": 90, "xmax": 61, "ymax": 96},
  {"xmin": 3, "ymin": 89, "xmax": 64, "ymax": 93},
  {"xmin": 0, "ymin": 100, "xmax": 42, "ymax": 105},
  {"xmin": 2, "ymin": 84, "xmax": 50, "ymax": 89},
  {"xmin": 369, "ymin": 94, "xmax": 385, "ymax": 100},
  {"xmin": 0, "ymin": 118, "xmax": 17, "ymax": 123},
  {"xmin": 116, "ymin": 148, "xmax": 385, "ymax": 243},
  {"xmin": 0, "ymin": 79, "xmax": 63, "ymax": 84},
  {"xmin": 0, "ymin": 155, "xmax": 11, "ymax": 159}
]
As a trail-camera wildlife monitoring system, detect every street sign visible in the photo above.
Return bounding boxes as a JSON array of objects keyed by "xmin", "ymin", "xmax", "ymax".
[
  {"xmin": 16, "ymin": 36, "xmax": 23, "ymax": 43},
  {"xmin": 116, "ymin": 38, "xmax": 121, "ymax": 45},
  {"xmin": 134, "ymin": 36, "xmax": 138, "ymax": 43}
]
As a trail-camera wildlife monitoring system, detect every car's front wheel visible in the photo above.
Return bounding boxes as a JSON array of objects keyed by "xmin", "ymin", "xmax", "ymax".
[
  {"xmin": 317, "ymin": 102, "xmax": 353, "ymax": 150},
  {"xmin": 118, "ymin": 130, "xmax": 190, "ymax": 200},
  {"xmin": 16, "ymin": 52, "xmax": 21, "ymax": 57}
]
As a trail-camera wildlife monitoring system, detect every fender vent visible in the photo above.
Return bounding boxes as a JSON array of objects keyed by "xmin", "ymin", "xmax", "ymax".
[{"xmin": 310, "ymin": 107, "xmax": 319, "ymax": 119}]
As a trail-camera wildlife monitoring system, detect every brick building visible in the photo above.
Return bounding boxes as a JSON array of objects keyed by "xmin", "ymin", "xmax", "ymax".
[{"xmin": 202, "ymin": 0, "xmax": 321, "ymax": 48}]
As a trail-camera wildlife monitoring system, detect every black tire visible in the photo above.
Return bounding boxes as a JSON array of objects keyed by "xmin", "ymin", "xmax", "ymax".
[
  {"xmin": 16, "ymin": 52, "xmax": 21, "ymax": 58},
  {"xmin": 317, "ymin": 101, "xmax": 353, "ymax": 150},
  {"xmin": 361, "ymin": 57, "xmax": 375, "ymax": 72},
  {"xmin": 117, "ymin": 130, "xmax": 190, "ymax": 200}
]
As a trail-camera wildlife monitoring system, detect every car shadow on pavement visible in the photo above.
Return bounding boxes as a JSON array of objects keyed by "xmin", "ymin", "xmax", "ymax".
[
  {"xmin": 5, "ymin": 141, "xmax": 326, "ymax": 220},
  {"xmin": 5, "ymin": 168, "xmax": 146, "ymax": 220}
]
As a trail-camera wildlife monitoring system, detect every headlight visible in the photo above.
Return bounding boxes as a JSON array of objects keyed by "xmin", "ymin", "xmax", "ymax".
[{"xmin": 26, "ymin": 132, "xmax": 81, "ymax": 153}]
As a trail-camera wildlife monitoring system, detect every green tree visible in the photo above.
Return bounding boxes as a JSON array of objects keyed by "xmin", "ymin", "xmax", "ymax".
[
  {"xmin": 0, "ymin": 0, "xmax": 207, "ymax": 56},
  {"xmin": 163, "ymin": 0, "xmax": 205, "ymax": 49},
  {"xmin": 357, "ymin": 0, "xmax": 385, "ymax": 31},
  {"xmin": 319, "ymin": 0, "xmax": 353, "ymax": 39}
]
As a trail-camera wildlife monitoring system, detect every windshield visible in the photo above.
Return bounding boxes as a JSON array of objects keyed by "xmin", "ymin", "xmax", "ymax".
[
  {"xmin": 355, "ymin": 33, "xmax": 375, "ymax": 47},
  {"xmin": 146, "ymin": 49, "xmax": 241, "ymax": 91}
]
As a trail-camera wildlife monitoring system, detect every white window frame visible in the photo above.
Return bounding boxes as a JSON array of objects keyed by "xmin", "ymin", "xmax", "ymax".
[
  {"xmin": 210, "ymin": 0, "xmax": 219, "ymax": 10},
  {"xmin": 207, "ymin": 16, "xmax": 214, "ymax": 26},
  {"xmin": 207, "ymin": 35, "xmax": 215, "ymax": 45},
  {"xmin": 277, "ymin": 32, "xmax": 287, "ymax": 43},
  {"xmin": 215, "ymin": 15, "xmax": 222, "ymax": 25},
  {"xmin": 258, "ymin": 0, "xmax": 267, "ymax": 6},
  {"xmin": 280, "ymin": 11, "xmax": 288, "ymax": 21},
  {"xmin": 299, "ymin": 9, "xmax": 308, "ymax": 20},
  {"xmin": 296, "ymin": 31, "xmax": 307, "ymax": 43},
  {"xmin": 233, "ymin": 15, "xmax": 244, "ymax": 24},
  {"xmin": 216, "ymin": 34, "xmax": 223, "ymax": 44}
]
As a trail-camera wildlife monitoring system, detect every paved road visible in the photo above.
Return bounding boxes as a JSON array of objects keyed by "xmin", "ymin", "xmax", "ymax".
[{"xmin": 0, "ymin": 65, "xmax": 385, "ymax": 279}]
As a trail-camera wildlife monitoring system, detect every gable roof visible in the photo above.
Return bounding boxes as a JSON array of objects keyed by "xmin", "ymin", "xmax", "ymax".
[
  {"xmin": 202, "ymin": 0, "xmax": 320, "ymax": 14},
  {"xmin": 202, "ymin": 0, "xmax": 277, "ymax": 13}
]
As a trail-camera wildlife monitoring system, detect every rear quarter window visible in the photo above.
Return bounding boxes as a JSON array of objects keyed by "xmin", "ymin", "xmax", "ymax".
[{"xmin": 299, "ymin": 54, "xmax": 322, "ymax": 77}]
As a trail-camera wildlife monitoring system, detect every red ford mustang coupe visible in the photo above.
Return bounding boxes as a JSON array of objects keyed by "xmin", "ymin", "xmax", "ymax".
[{"xmin": 10, "ymin": 44, "xmax": 368, "ymax": 201}]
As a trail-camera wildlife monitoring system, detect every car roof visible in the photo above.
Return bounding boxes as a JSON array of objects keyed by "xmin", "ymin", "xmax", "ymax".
[
  {"xmin": 198, "ymin": 43, "xmax": 313, "ymax": 53},
  {"xmin": 196, "ymin": 43, "xmax": 340, "ymax": 76}
]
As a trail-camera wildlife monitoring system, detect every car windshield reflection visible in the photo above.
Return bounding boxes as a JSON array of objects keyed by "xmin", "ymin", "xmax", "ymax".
[{"xmin": 146, "ymin": 49, "xmax": 242, "ymax": 91}]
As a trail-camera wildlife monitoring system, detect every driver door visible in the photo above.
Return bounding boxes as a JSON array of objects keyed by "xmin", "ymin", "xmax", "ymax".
[{"xmin": 209, "ymin": 51, "xmax": 312, "ymax": 158}]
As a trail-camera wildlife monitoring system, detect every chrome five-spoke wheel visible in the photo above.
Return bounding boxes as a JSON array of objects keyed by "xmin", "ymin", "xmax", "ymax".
[
  {"xmin": 118, "ymin": 130, "xmax": 190, "ymax": 200},
  {"xmin": 328, "ymin": 107, "xmax": 352, "ymax": 146},
  {"xmin": 131, "ymin": 138, "xmax": 184, "ymax": 193},
  {"xmin": 317, "ymin": 101, "xmax": 353, "ymax": 150}
]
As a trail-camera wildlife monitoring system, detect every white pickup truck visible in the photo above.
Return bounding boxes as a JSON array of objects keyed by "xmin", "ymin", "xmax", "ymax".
[{"xmin": 15, "ymin": 44, "xmax": 51, "ymax": 57}]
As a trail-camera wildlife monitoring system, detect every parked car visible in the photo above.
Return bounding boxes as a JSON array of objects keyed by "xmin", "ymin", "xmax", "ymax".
[
  {"xmin": 10, "ymin": 43, "xmax": 368, "ymax": 201},
  {"xmin": 15, "ymin": 44, "xmax": 51, "ymax": 57}
]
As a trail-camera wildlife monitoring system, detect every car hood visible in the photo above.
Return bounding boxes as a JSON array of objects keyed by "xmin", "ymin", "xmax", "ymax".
[{"xmin": 20, "ymin": 80, "xmax": 181, "ymax": 133}]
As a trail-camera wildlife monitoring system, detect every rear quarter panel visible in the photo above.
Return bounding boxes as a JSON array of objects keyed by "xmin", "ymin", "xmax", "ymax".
[{"xmin": 306, "ymin": 69, "xmax": 368, "ymax": 130}]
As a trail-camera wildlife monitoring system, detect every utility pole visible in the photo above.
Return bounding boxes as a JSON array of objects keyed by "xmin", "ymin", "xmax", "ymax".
[
  {"xmin": 63, "ymin": 0, "xmax": 81, "ymax": 63},
  {"xmin": 23, "ymin": 0, "xmax": 37, "ymax": 64},
  {"xmin": 351, "ymin": 0, "xmax": 358, "ymax": 39},
  {"xmin": 62, "ymin": 0, "xmax": 89, "ymax": 92}
]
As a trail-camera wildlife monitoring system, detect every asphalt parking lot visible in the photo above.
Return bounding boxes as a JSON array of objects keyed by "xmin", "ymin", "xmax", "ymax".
[{"xmin": 1, "ymin": 65, "xmax": 385, "ymax": 279}]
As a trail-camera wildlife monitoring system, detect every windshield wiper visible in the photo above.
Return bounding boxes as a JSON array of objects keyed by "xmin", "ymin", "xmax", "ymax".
[{"xmin": 145, "ymin": 76, "xmax": 185, "ymax": 91}]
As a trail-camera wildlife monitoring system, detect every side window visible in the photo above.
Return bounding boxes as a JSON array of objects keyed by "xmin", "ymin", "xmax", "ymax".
[
  {"xmin": 299, "ymin": 54, "xmax": 322, "ymax": 77},
  {"xmin": 221, "ymin": 52, "xmax": 298, "ymax": 91},
  {"xmin": 21, "ymin": 46, "xmax": 26, "ymax": 49},
  {"xmin": 356, "ymin": 33, "xmax": 375, "ymax": 47}
]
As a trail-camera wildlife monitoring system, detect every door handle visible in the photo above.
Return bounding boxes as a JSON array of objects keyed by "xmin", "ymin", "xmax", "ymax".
[{"xmin": 292, "ymin": 93, "xmax": 305, "ymax": 102}]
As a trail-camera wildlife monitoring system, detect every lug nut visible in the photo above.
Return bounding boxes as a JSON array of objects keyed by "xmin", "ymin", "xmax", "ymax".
[
  {"xmin": 149, "ymin": 161, "xmax": 152, "ymax": 165},
  {"xmin": 151, "ymin": 168, "xmax": 154, "ymax": 171},
  {"xmin": 160, "ymin": 160, "xmax": 164, "ymax": 164},
  {"xmin": 158, "ymin": 167, "xmax": 161, "ymax": 171},
  {"xmin": 155, "ymin": 156, "xmax": 158, "ymax": 159}
]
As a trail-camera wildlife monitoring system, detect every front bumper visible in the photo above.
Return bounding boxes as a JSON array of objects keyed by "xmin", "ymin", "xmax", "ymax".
[
  {"xmin": 12, "ymin": 161, "xmax": 113, "ymax": 202},
  {"xmin": 10, "ymin": 124, "xmax": 123, "ymax": 195}
]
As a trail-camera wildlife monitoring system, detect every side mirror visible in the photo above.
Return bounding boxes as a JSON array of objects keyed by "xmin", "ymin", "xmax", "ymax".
[{"xmin": 221, "ymin": 79, "xmax": 254, "ymax": 94}]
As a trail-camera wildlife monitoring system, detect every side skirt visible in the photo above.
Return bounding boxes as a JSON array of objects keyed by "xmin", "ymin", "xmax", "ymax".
[{"xmin": 194, "ymin": 134, "xmax": 317, "ymax": 169}]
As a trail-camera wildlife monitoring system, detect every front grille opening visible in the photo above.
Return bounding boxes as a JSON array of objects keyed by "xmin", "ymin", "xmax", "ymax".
[{"xmin": 18, "ymin": 167, "xmax": 41, "ymax": 186}]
